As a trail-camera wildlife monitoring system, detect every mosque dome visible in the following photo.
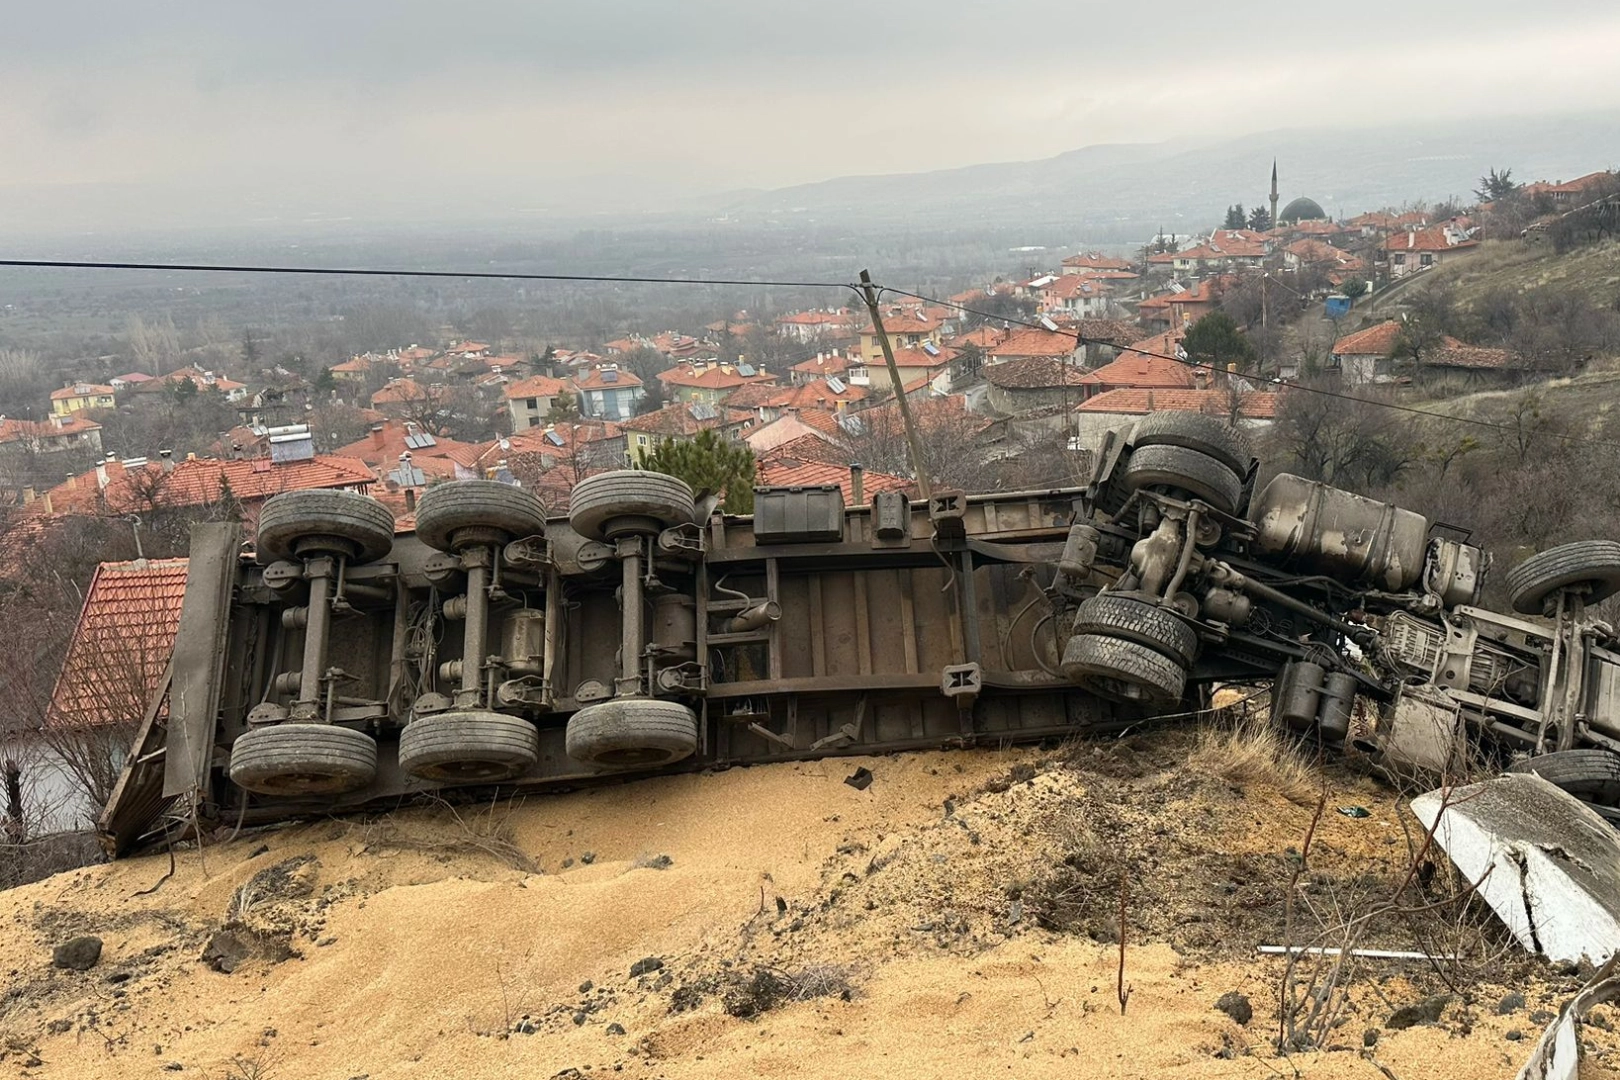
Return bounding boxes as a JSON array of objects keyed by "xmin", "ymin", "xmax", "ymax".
[{"xmin": 1279, "ymin": 197, "xmax": 1327, "ymax": 223}]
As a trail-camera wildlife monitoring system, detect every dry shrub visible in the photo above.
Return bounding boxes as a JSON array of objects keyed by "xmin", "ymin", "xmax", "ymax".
[
  {"xmin": 1189, "ymin": 716, "xmax": 1320, "ymax": 805},
  {"xmin": 722, "ymin": 964, "xmax": 857, "ymax": 1018}
]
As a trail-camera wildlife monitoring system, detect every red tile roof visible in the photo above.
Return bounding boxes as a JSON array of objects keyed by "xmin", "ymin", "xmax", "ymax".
[
  {"xmin": 1076, "ymin": 387, "xmax": 1279, "ymax": 419},
  {"xmin": 50, "ymin": 383, "xmax": 114, "ymax": 401},
  {"xmin": 0, "ymin": 415, "xmax": 101, "ymax": 443},
  {"xmin": 334, "ymin": 421, "xmax": 481, "ymax": 470},
  {"xmin": 951, "ymin": 326, "xmax": 1008, "ymax": 349},
  {"xmin": 42, "ymin": 455, "xmax": 376, "ymax": 515},
  {"xmin": 1332, "ymin": 320, "xmax": 1402, "ymax": 357},
  {"xmin": 985, "ymin": 357, "xmax": 1089, "ymax": 389},
  {"xmin": 619, "ymin": 403, "xmax": 721, "ymax": 437},
  {"xmin": 790, "ymin": 353, "xmax": 853, "ymax": 377},
  {"xmin": 888, "ymin": 345, "xmax": 959, "ymax": 368},
  {"xmin": 371, "ymin": 378, "xmax": 432, "ymax": 406},
  {"xmin": 1080, "ymin": 348, "xmax": 1197, "ymax": 391},
  {"xmin": 572, "ymin": 366, "xmax": 643, "ymax": 391},
  {"xmin": 45, "ymin": 558, "xmax": 191, "ymax": 730},
  {"xmin": 756, "ymin": 448, "xmax": 914, "ymax": 502},
  {"xmin": 762, "ymin": 379, "xmax": 867, "ymax": 410},
  {"xmin": 1428, "ymin": 337, "xmax": 1511, "ymax": 370},
  {"xmin": 1062, "ymin": 253, "xmax": 1134, "ymax": 272},
  {"xmin": 989, "ymin": 328, "xmax": 1077, "ymax": 360},
  {"xmin": 659, "ymin": 363, "xmax": 775, "ymax": 390},
  {"xmin": 1385, "ymin": 226, "xmax": 1477, "ymax": 253},
  {"xmin": 503, "ymin": 375, "xmax": 569, "ymax": 400}
]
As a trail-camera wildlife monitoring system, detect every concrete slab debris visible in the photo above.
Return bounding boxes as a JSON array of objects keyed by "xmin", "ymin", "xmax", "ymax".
[{"xmin": 1411, "ymin": 773, "xmax": 1620, "ymax": 966}]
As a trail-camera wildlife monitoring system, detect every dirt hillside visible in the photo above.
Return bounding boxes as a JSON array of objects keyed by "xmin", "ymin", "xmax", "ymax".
[{"xmin": 1, "ymin": 730, "xmax": 1616, "ymax": 1080}]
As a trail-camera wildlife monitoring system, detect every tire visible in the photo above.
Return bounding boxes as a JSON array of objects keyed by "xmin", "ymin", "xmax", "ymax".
[
  {"xmin": 1121, "ymin": 444, "xmax": 1243, "ymax": 515},
  {"xmin": 256, "ymin": 490, "xmax": 397, "ymax": 564},
  {"xmin": 229, "ymin": 724, "xmax": 378, "ymax": 796},
  {"xmin": 568, "ymin": 471, "xmax": 696, "ymax": 541},
  {"xmin": 1131, "ymin": 411, "xmax": 1254, "ymax": 475},
  {"xmin": 397, "ymin": 710, "xmax": 539, "ymax": 783},
  {"xmin": 565, "ymin": 698, "xmax": 699, "ymax": 769},
  {"xmin": 1072, "ymin": 593, "xmax": 1198, "ymax": 665},
  {"xmin": 1061, "ymin": 633, "xmax": 1186, "ymax": 705},
  {"xmin": 414, "ymin": 480, "xmax": 548, "ymax": 553},
  {"xmin": 1510, "ymin": 749, "xmax": 1620, "ymax": 807},
  {"xmin": 1506, "ymin": 541, "xmax": 1620, "ymax": 615}
]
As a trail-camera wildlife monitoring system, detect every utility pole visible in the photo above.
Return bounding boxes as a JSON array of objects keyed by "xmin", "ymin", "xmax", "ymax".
[{"xmin": 858, "ymin": 270, "xmax": 932, "ymax": 501}]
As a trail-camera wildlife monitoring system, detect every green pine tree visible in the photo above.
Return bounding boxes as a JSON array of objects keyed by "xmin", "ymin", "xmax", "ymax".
[{"xmin": 641, "ymin": 429, "xmax": 757, "ymax": 514}]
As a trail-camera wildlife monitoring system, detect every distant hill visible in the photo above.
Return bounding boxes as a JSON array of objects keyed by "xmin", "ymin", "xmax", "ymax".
[{"xmin": 712, "ymin": 111, "xmax": 1620, "ymax": 240}]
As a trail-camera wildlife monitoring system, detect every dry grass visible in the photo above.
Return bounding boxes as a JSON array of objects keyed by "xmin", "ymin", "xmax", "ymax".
[{"xmin": 1187, "ymin": 714, "xmax": 1321, "ymax": 805}]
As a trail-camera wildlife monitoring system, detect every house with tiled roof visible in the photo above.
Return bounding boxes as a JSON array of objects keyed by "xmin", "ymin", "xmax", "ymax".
[
  {"xmin": 1061, "ymin": 252, "xmax": 1134, "ymax": 275},
  {"xmin": 163, "ymin": 366, "xmax": 250, "ymax": 402},
  {"xmin": 503, "ymin": 374, "xmax": 571, "ymax": 432},
  {"xmin": 1078, "ymin": 337, "xmax": 1196, "ymax": 399},
  {"xmin": 36, "ymin": 446, "xmax": 376, "ymax": 519},
  {"xmin": 109, "ymin": 371, "xmax": 155, "ymax": 391},
  {"xmin": 333, "ymin": 420, "xmax": 482, "ymax": 483},
  {"xmin": 658, "ymin": 361, "xmax": 777, "ymax": 407},
  {"xmin": 329, "ymin": 356, "xmax": 373, "ymax": 382},
  {"xmin": 743, "ymin": 411, "xmax": 848, "ymax": 455},
  {"xmin": 850, "ymin": 344, "xmax": 960, "ymax": 394},
  {"xmin": 620, "ymin": 402, "xmax": 724, "ymax": 464},
  {"xmin": 951, "ymin": 326, "xmax": 1008, "ymax": 351},
  {"xmin": 571, "ymin": 364, "xmax": 645, "ymax": 420},
  {"xmin": 985, "ymin": 357, "xmax": 1091, "ymax": 414},
  {"xmin": 777, "ymin": 309, "xmax": 858, "ymax": 344},
  {"xmin": 14, "ymin": 557, "xmax": 192, "ymax": 831},
  {"xmin": 0, "ymin": 413, "xmax": 103, "ymax": 458},
  {"xmin": 50, "ymin": 382, "xmax": 116, "ymax": 417},
  {"xmin": 370, "ymin": 377, "xmax": 436, "ymax": 416},
  {"xmin": 1384, "ymin": 224, "xmax": 1479, "ymax": 277},
  {"xmin": 756, "ymin": 439, "xmax": 914, "ymax": 504},
  {"xmin": 1037, "ymin": 274, "xmax": 1116, "ymax": 319},
  {"xmin": 1522, "ymin": 171, "xmax": 1617, "ymax": 206},
  {"xmin": 500, "ymin": 421, "xmax": 628, "ymax": 499},
  {"xmin": 987, "ymin": 329, "xmax": 1080, "ymax": 366},
  {"xmin": 1284, "ymin": 238, "xmax": 1364, "ymax": 274},
  {"xmin": 789, "ymin": 351, "xmax": 852, "ymax": 385},
  {"xmin": 1330, "ymin": 320, "xmax": 1403, "ymax": 383},
  {"xmin": 857, "ymin": 311, "xmax": 942, "ymax": 363},
  {"xmin": 1073, "ymin": 386, "xmax": 1279, "ymax": 451},
  {"xmin": 1152, "ymin": 231, "xmax": 1271, "ymax": 273},
  {"xmin": 1136, "ymin": 279, "xmax": 1222, "ymax": 333}
]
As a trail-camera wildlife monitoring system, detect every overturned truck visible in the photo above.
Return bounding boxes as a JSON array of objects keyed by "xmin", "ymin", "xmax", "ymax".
[{"xmin": 100, "ymin": 411, "xmax": 1620, "ymax": 852}]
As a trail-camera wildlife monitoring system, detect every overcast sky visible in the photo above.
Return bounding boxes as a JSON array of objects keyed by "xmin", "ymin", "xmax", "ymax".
[{"xmin": 5, "ymin": 1, "xmax": 1620, "ymax": 225}]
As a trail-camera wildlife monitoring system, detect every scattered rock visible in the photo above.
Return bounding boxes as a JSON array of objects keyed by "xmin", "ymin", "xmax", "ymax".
[
  {"xmin": 581, "ymin": 852, "xmax": 596, "ymax": 865},
  {"xmin": 629, "ymin": 956, "xmax": 664, "ymax": 978},
  {"xmin": 1363, "ymin": 1029, "xmax": 1378, "ymax": 1048},
  {"xmin": 1530, "ymin": 1009, "xmax": 1556, "ymax": 1024},
  {"xmin": 514, "ymin": 1020, "xmax": 538, "ymax": 1035},
  {"xmin": 606, "ymin": 1023, "xmax": 626, "ymax": 1036},
  {"xmin": 578, "ymin": 980, "xmax": 594, "ymax": 994},
  {"xmin": 248, "ymin": 844, "xmax": 269, "ymax": 858},
  {"xmin": 572, "ymin": 1012, "xmax": 587, "ymax": 1026},
  {"xmin": 635, "ymin": 855, "xmax": 673, "ymax": 870},
  {"xmin": 1497, "ymin": 992, "xmax": 1526, "ymax": 1014},
  {"xmin": 670, "ymin": 985, "xmax": 704, "ymax": 1013},
  {"xmin": 1214, "ymin": 991, "xmax": 1252, "ymax": 1026},
  {"xmin": 1506, "ymin": 1030, "xmax": 1525, "ymax": 1042},
  {"xmin": 106, "ymin": 971, "xmax": 132, "ymax": 984},
  {"xmin": 163, "ymin": 1065, "xmax": 184, "ymax": 1072},
  {"xmin": 52, "ymin": 935, "xmax": 103, "ymax": 971},
  {"xmin": 201, "ymin": 930, "xmax": 254, "ymax": 974},
  {"xmin": 844, "ymin": 767, "xmax": 874, "ymax": 791},
  {"xmin": 45, "ymin": 1019, "xmax": 72, "ymax": 1035},
  {"xmin": 1386, "ymin": 995, "xmax": 1450, "ymax": 1030}
]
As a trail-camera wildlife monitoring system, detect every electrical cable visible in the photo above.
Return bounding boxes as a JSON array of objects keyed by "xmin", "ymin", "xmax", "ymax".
[
  {"xmin": 879, "ymin": 284, "xmax": 1620, "ymax": 453},
  {"xmin": 0, "ymin": 257, "xmax": 854, "ymax": 291}
]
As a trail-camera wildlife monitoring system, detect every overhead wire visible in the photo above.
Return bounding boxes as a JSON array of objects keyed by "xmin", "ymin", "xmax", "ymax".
[
  {"xmin": 0, "ymin": 257, "xmax": 854, "ymax": 291},
  {"xmin": 878, "ymin": 284, "xmax": 1620, "ymax": 453}
]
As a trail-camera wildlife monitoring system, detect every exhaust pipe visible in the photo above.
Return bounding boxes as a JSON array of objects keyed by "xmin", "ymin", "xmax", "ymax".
[{"xmin": 727, "ymin": 601, "xmax": 782, "ymax": 633}]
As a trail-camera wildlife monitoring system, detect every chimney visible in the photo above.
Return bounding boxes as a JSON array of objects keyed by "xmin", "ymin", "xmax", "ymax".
[
  {"xmin": 404, "ymin": 488, "xmax": 416, "ymax": 512},
  {"xmin": 160, "ymin": 449, "xmax": 174, "ymax": 473},
  {"xmin": 22, "ymin": 486, "xmax": 34, "ymax": 505},
  {"xmin": 370, "ymin": 423, "xmax": 385, "ymax": 448},
  {"xmin": 850, "ymin": 463, "xmax": 865, "ymax": 505},
  {"xmin": 95, "ymin": 458, "xmax": 109, "ymax": 490},
  {"xmin": 187, "ymin": 452, "xmax": 197, "ymax": 461},
  {"xmin": 41, "ymin": 491, "xmax": 52, "ymax": 513},
  {"xmin": 66, "ymin": 471, "xmax": 78, "ymax": 490}
]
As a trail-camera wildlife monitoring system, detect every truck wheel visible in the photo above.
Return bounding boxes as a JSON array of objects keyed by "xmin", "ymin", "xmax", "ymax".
[
  {"xmin": 568, "ymin": 471, "xmax": 696, "ymax": 541},
  {"xmin": 1071, "ymin": 593, "xmax": 1198, "ymax": 665},
  {"xmin": 229, "ymin": 724, "xmax": 378, "ymax": 796},
  {"xmin": 1505, "ymin": 541, "xmax": 1620, "ymax": 615},
  {"xmin": 414, "ymin": 481, "xmax": 548, "ymax": 553},
  {"xmin": 1510, "ymin": 749, "xmax": 1620, "ymax": 807},
  {"xmin": 1131, "ymin": 411, "xmax": 1254, "ymax": 475},
  {"xmin": 565, "ymin": 698, "xmax": 699, "ymax": 768},
  {"xmin": 398, "ymin": 710, "xmax": 540, "ymax": 782},
  {"xmin": 1061, "ymin": 633, "xmax": 1186, "ymax": 704},
  {"xmin": 256, "ymin": 490, "xmax": 397, "ymax": 564},
  {"xmin": 1122, "ymin": 444, "xmax": 1243, "ymax": 515}
]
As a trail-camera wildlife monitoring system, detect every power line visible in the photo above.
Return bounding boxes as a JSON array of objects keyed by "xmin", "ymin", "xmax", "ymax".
[
  {"xmin": 879, "ymin": 285, "xmax": 1620, "ymax": 453},
  {"xmin": 0, "ymin": 258, "xmax": 854, "ymax": 291}
]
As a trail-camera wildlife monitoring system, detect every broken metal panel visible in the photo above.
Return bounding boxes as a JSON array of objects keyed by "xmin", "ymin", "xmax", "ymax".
[
  {"xmin": 1412, "ymin": 774, "xmax": 1620, "ymax": 965},
  {"xmin": 1371, "ymin": 685, "xmax": 1466, "ymax": 774},
  {"xmin": 161, "ymin": 523, "xmax": 242, "ymax": 800},
  {"xmin": 1514, "ymin": 955, "xmax": 1620, "ymax": 1080}
]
